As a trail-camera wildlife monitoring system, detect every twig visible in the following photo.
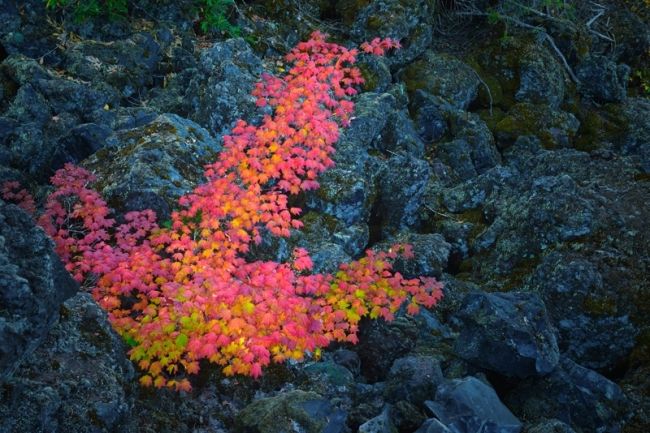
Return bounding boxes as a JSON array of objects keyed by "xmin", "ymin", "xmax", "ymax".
[
  {"xmin": 472, "ymin": 69, "xmax": 493, "ymax": 116},
  {"xmin": 425, "ymin": 205, "xmax": 462, "ymax": 223}
]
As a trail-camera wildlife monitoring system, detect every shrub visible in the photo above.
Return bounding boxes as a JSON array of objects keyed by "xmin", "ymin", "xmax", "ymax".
[{"xmin": 2, "ymin": 33, "xmax": 442, "ymax": 392}]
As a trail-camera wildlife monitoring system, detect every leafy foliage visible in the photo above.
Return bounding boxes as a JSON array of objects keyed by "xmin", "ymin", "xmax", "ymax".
[
  {"xmin": 1, "ymin": 33, "xmax": 440, "ymax": 392},
  {"xmin": 44, "ymin": 0, "xmax": 240, "ymax": 35}
]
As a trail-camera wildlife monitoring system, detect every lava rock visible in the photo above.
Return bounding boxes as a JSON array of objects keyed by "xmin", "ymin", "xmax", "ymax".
[
  {"xmin": 359, "ymin": 405, "xmax": 398, "ymax": 433},
  {"xmin": 376, "ymin": 154, "xmax": 431, "ymax": 237},
  {"xmin": 0, "ymin": 202, "xmax": 78, "ymax": 381},
  {"xmin": 401, "ymin": 52, "xmax": 480, "ymax": 110},
  {"xmin": 0, "ymin": 292, "xmax": 135, "ymax": 433},
  {"xmin": 452, "ymin": 291, "xmax": 559, "ymax": 378},
  {"xmin": 425, "ymin": 376, "xmax": 522, "ymax": 433},
  {"xmin": 83, "ymin": 113, "xmax": 221, "ymax": 218},
  {"xmin": 506, "ymin": 357, "xmax": 628, "ymax": 433},
  {"xmin": 576, "ymin": 55, "xmax": 630, "ymax": 103},
  {"xmin": 384, "ymin": 356, "xmax": 444, "ymax": 406},
  {"xmin": 236, "ymin": 390, "xmax": 347, "ymax": 433}
]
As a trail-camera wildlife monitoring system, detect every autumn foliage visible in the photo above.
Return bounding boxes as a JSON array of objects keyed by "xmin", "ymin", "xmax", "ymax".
[{"xmin": 1, "ymin": 32, "xmax": 442, "ymax": 392}]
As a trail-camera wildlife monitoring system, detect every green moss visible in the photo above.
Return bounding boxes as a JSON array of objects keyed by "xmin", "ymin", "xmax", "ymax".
[{"xmin": 583, "ymin": 295, "xmax": 618, "ymax": 316}]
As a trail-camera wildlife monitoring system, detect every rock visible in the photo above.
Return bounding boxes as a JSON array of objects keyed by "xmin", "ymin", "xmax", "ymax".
[
  {"xmin": 576, "ymin": 55, "xmax": 630, "ymax": 103},
  {"xmin": 149, "ymin": 38, "xmax": 262, "ymax": 137},
  {"xmin": 236, "ymin": 390, "xmax": 347, "ymax": 433},
  {"xmin": 0, "ymin": 292, "xmax": 135, "ymax": 433},
  {"xmin": 411, "ymin": 91, "xmax": 448, "ymax": 143},
  {"xmin": 0, "ymin": 54, "xmax": 117, "ymax": 181},
  {"xmin": 384, "ymin": 356, "xmax": 444, "ymax": 406},
  {"xmin": 451, "ymin": 291, "xmax": 560, "ymax": 378},
  {"xmin": 445, "ymin": 109, "xmax": 501, "ymax": 175},
  {"xmin": 414, "ymin": 419, "xmax": 454, "ymax": 433},
  {"xmin": 494, "ymin": 103, "xmax": 580, "ymax": 149},
  {"xmin": 526, "ymin": 252, "xmax": 637, "ymax": 370},
  {"xmin": 63, "ymin": 32, "xmax": 162, "ymax": 99},
  {"xmin": 332, "ymin": 349, "xmax": 361, "ymax": 377},
  {"xmin": 375, "ymin": 154, "xmax": 431, "ymax": 237},
  {"xmin": 377, "ymin": 109, "xmax": 426, "ymax": 158},
  {"xmin": 296, "ymin": 212, "xmax": 369, "ymax": 259},
  {"xmin": 376, "ymin": 233, "xmax": 451, "ymax": 279},
  {"xmin": 0, "ymin": 202, "xmax": 78, "ymax": 381},
  {"xmin": 527, "ymin": 419, "xmax": 576, "ymax": 433},
  {"xmin": 515, "ymin": 41, "xmax": 566, "ymax": 108},
  {"xmin": 425, "ymin": 376, "xmax": 522, "ymax": 433},
  {"xmin": 441, "ymin": 165, "xmax": 518, "ymax": 213},
  {"xmin": 305, "ymin": 168, "xmax": 376, "ymax": 227},
  {"xmin": 506, "ymin": 357, "xmax": 628, "ymax": 433},
  {"xmin": 83, "ymin": 113, "xmax": 222, "ymax": 219},
  {"xmin": 471, "ymin": 173, "xmax": 596, "ymax": 274},
  {"xmin": 356, "ymin": 317, "xmax": 418, "ymax": 382},
  {"xmin": 358, "ymin": 405, "xmax": 398, "ymax": 433},
  {"xmin": 401, "ymin": 52, "xmax": 480, "ymax": 110},
  {"xmin": 304, "ymin": 360, "xmax": 355, "ymax": 388},
  {"xmin": 618, "ymin": 97, "xmax": 650, "ymax": 173},
  {"xmin": 348, "ymin": 0, "xmax": 434, "ymax": 66},
  {"xmin": 436, "ymin": 139, "xmax": 477, "ymax": 181}
]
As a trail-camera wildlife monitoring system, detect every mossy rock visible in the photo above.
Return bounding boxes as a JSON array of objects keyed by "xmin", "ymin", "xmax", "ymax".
[
  {"xmin": 236, "ymin": 390, "xmax": 341, "ymax": 433},
  {"xmin": 494, "ymin": 102, "xmax": 580, "ymax": 149}
]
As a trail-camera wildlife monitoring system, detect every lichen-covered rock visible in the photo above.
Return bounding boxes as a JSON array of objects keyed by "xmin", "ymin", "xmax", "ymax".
[
  {"xmin": 0, "ymin": 202, "xmax": 78, "ymax": 382},
  {"xmin": 494, "ymin": 103, "xmax": 579, "ymax": 149},
  {"xmin": 349, "ymin": 0, "xmax": 434, "ymax": 66},
  {"xmin": 149, "ymin": 38, "xmax": 262, "ymax": 137},
  {"xmin": 359, "ymin": 405, "xmax": 398, "ymax": 433},
  {"xmin": 356, "ymin": 317, "xmax": 419, "ymax": 382},
  {"xmin": 296, "ymin": 212, "xmax": 369, "ymax": 260},
  {"xmin": 445, "ymin": 109, "xmax": 501, "ymax": 175},
  {"xmin": 305, "ymin": 167, "xmax": 376, "ymax": 227},
  {"xmin": 83, "ymin": 113, "xmax": 221, "ymax": 219},
  {"xmin": 526, "ymin": 252, "xmax": 637, "ymax": 371},
  {"xmin": 515, "ymin": 42, "xmax": 566, "ymax": 108},
  {"xmin": 236, "ymin": 390, "xmax": 347, "ymax": 433},
  {"xmin": 0, "ymin": 292, "xmax": 135, "ymax": 433},
  {"xmin": 401, "ymin": 52, "xmax": 480, "ymax": 110},
  {"xmin": 410, "ymin": 90, "xmax": 448, "ymax": 143},
  {"xmin": 376, "ymin": 154, "xmax": 431, "ymax": 237},
  {"xmin": 425, "ymin": 376, "xmax": 522, "ymax": 433},
  {"xmin": 376, "ymin": 232, "xmax": 451, "ymax": 279},
  {"xmin": 451, "ymin": 291, "xmax": 560, "ymax": 378},
  {"xmin": 576, "ymin": 55, "xmax": 630, "ymax": 103},
  {"xmin": 527, "ymin": 419, "xmax": 576, "ymax": 433},
  {"xmin": 63, "ymin": 32, "xmax": 162, "ymax": 99},
  {"xmin": 0, "ymin": 54, "xmax": 117, "ymax": 181},
  {"xmin": 384, "ymin": 356, "xmax": 444, "ymax": 406},
  {"xmin": 506, "ymin": 357, "xmax": 629, "ymax": 433}
]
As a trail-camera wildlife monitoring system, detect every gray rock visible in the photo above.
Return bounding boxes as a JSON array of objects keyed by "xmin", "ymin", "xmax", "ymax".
[
  {"xmin": 515, "ymin": 43, "xmax": 566, "ymax": 108},
  {"xmin": 356, "ymin": 317, "xmax": 418, "ymax": 382},
  {"xmin": 452, "ymin": 291, "xmax": 560, "ymax": 378},
  {"xmin": 527, "ymin": 252, "xmax": 637, "ymax": 370},
  {"xmin": 425, "ymin": 376, "xmax": 522, "ymax": 433},
  {"xmin": 376, "ymin": 154, "xmax": 431, "ymax": 236},
  {"xmin": 350, "ymin": 0, "xmax": 434, "ymax": 66},
  {"xmin": 414, "ymin": 419, "xmax": 453, "ymax": 433},
  {"xmin": 236, "ymin": 390, "xmax": 347, "ymax": 433},
  {"xmin": 411, "ymin": 91, "xmax": 448, "ymax": 143},
  {"xmin": 305, "ymin": 168, "xmax": 376, "ymax": 226},
  {"xmin": 401, "ymin": 52, "xmax": 480, "ymax": 110},
  {"xmin": 445, "ymin": 110, "xmax": 501, "ymax": 174},
  {"xmin": 436, "ymin": 139, "xmax": 477, "ymax": 181},
  {"xmin": 0, "ymin": 202, "xmax": 78, "ymax": 381},
  {"xmin": 377, "ymin": 109, "xmax": 426, "ymax": 158},
  {"xmin": 506, "ymin": 357, "xmax": 628, "ymax": 433},
  {"xmin": 494, "ymin": 103, "xmax": 580, "ymax": 149},
  {"xmin": 359, "ymin": 406, "xmax": 397, "ymax": 433},
  {"xmin": 149, "ymin": 38, "xmax": 262, "ymax": 137},
  {"xmin": 83, "ymin": 113, "xmax": 221, "ymax": 219},
  {"xmin": 377, "ymin": 232, "xmax": 451, "ymax": 279},
  {"xmin": 576, "ymin": 55, "xmax": 630, "ymax": 103},
  {"xmin": 63, "ymin": 32, "xmax": 162, "ymax": 99},
  {"xmin": 0, "ymin": 292, "xmax": 135, "ymax": 433},
  {"xmin": 527, "ymin": 419, "xmax": 576, "ymax": 433},
  {"xmin": 384, "ymin": 356, "xmax": 444, "ymax": 405}
]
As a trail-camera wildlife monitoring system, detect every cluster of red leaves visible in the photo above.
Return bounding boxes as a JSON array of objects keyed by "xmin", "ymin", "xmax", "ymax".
[{"xmin": 0, "ymin": 32, "xmax": 442, "ymax": 392}]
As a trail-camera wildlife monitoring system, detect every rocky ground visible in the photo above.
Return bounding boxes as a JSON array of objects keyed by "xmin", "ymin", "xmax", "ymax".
[{"xmin": 0, "ymin": 0, "xmax": 649, "ymax": 432}]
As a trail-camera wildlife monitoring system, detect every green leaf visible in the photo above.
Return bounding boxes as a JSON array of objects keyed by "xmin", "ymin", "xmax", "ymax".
[{"xmin": 175, "ymin": 333, "xmax": 189, "ymax": 348}]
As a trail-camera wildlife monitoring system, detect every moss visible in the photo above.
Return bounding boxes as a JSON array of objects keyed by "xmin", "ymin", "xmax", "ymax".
[
  {"xmin": 583, "ymin": 295, "xmax": 618, "ymax": 316},
  {"xmin": 336, "ymin": 0, "xmax": 372, "ymax": 26},
  {"xmin": 359, "ymin": 63, "xmax": 379, "ymax": 92},
  {"xmin": 574, "ymin": 103, "xmax": 630, "ymax": 151}
]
